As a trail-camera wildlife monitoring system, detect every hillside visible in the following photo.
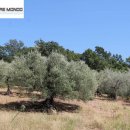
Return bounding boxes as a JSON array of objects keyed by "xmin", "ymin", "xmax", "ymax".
[{"xmin": 0, "ymin": 89, "xmax": 130, "ymax": 130}]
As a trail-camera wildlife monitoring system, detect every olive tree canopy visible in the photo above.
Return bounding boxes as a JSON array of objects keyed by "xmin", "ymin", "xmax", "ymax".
[{"xmin": 10, "ymin": 52, "xmax": 97, "ymax": 105}]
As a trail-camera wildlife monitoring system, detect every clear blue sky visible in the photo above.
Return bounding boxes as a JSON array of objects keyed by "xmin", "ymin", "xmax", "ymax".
[{"xmin": 0, "ymin": 0, "xmax": 130, "ymax": 59}]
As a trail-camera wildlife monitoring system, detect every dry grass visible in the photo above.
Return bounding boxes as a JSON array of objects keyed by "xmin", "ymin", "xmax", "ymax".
[{"xmin": 0, "ymin": 89, "xmax": 130, "ymax": 130}]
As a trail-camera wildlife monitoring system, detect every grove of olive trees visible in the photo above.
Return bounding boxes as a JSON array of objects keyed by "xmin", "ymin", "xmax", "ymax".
[
  {"xmin": 0, "ymin": 40, "xmax": 130, "ymax": 111},
  {"xmin": 0, "ymin": 51, "xmax": 97, "ymax": 108}
]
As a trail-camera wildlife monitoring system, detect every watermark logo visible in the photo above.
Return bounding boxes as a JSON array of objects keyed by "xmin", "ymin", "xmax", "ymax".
[{"xmin": 0, "ymin": 0, "xmax": 24, "ymax": 18}]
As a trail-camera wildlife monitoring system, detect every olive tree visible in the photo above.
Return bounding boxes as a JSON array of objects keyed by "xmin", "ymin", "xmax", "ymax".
[
  {"xmin": 44, "ymin": 53, "xmax": 72, "ymax": 104},
  {"xmin": 67, "ymin": 61, "xmax": 97, "ymax": 100},
  {"xmin": 0, "ymin": 60, "xmax": 13, "ymax": 95},
  {"xmin": 11, "ymin": 52, "xmax": 98, "ymax": 108},
  {"xmin": 11, "ymin": 51, "xmax": 47, "ymax": 92},
  {"xmin": 98, "ymin": 69, "xmax": 130, "ymax": 99},
  {"xmin": 118, "ymin": 70, "xmax": 130, "ymax": 99},
  {"xmin": 44, "ymin": 53, "xmax": 97, "ymax": 105}
]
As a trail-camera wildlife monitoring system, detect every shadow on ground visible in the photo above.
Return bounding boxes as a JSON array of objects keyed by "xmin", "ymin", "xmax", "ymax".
[
  {"xmin": 0, "ymin": 100, "xmax": 80, "ymax": 113},
  {"xmin": 95, "ymin": 96, "xmax": 115, "ymax": 101},
  {"xmin": 122, "ymin": 100, "xmax": 130, "ymax": 107}
]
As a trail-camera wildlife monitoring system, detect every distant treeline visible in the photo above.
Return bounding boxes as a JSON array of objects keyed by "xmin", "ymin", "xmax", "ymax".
[{"xmin": 0, "ymin": 39, "xmax": 130, "ymax": 71}]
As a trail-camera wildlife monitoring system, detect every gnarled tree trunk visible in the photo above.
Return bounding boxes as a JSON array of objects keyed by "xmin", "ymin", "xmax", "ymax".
[{"xmin": 6, "ymin": 77, "xmax": 12, "ymax": 95}]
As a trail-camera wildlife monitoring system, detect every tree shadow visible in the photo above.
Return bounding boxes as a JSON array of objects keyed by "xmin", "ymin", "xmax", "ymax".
[
  {"xmin": 0, "ymin": 100, "xmax": 80, "ymax": 113},
  {"xmin": 0, "ymin": 91, "xmax": 22, "ymax": 96},
  {"xmin": 54, "ymin": 101, "xmax": 80, "ymax": 112},
  {"xmin": 95, "ymin": 96, "xmax": 114, "ymax": 101},
  {"xmin": 122, "ymin": 100, "xmax": 130, "ymax": 107},
  {"xmin": 0, "ymin": 91, "xmax": 8, "ymax": 96},
  {"xmin": 95, "ymin": 96, "xmax": 122, "ymax": 102},
  {"xmin": 122, "ymin": 103, "xmax": 130, "ymax": 107}
]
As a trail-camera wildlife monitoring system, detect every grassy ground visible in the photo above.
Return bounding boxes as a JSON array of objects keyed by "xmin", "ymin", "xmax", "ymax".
[{"xmin": 0, "ymin": 89, "xmax": 130, "ymax": 130}]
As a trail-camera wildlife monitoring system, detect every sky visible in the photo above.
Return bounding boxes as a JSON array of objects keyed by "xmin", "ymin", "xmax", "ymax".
[{"xmin": 0, "ymin": 0, "xmax": 130, "ymax": 59}]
